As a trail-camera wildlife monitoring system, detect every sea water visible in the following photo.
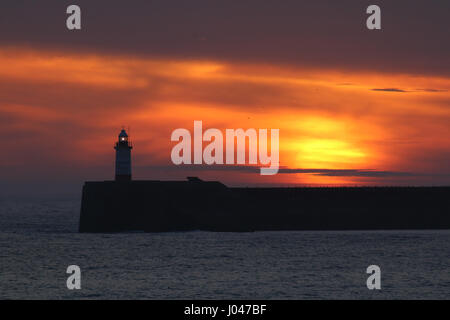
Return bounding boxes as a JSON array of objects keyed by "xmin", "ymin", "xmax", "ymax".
[{"xmin": 0, "ymin": 199, "xmax": 449, "ymax": 299}]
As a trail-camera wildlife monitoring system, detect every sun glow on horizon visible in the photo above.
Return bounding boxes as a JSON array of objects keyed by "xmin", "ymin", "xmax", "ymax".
[{"xmin": 0, "ymin": 47, "xmax": 449, "ymax": 186}]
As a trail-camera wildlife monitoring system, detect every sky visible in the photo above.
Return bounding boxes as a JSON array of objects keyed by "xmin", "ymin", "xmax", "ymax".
[{"xmin": 0, "ymin": 0, "xmax": 449, "ymax": 196}]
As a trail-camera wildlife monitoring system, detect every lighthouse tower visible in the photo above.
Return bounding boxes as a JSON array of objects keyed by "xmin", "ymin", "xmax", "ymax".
[{"xmin": 114, "ymin": 129, "xmax": 133, "ymax": 181}]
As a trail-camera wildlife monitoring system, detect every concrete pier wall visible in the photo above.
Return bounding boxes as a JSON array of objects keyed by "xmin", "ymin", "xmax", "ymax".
[{"xmin": 79, "ymin": 181, "xmax": 450, "ymax": 232}]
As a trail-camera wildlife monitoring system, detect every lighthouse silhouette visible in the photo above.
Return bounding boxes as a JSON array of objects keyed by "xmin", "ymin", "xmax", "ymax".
[{"xmin": 114, "ymin": 129, "xmax": 133, "ymax": 181}]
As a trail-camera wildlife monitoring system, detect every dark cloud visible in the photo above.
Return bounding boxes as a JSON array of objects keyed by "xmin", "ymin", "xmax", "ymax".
[
  {"xmin": 371, "ymin": 88, "xmax": 408, "ymax": 93},
  {"xmin": 371, "ymin": 88, "xmax": 448, "ymax": 93},
  {"xmin": 0, "ymin": 0, "xmax": 449, "ymax": 76},
  {"xmin": 415, "ymin": 88, "xmax": 448, "ymax": 93},
  {"xmin": 138, "ymin": 165, "xmax": 419, "ymax": 178},
  {"xmin": 292, "ymin": 169, "xmax": 414, "ymax": 177}
]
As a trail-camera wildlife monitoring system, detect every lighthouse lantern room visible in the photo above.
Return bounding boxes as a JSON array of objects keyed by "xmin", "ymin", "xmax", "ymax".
[{"xmin": 114, "ymin": 129, "xmax": 133, "ymax": 181}]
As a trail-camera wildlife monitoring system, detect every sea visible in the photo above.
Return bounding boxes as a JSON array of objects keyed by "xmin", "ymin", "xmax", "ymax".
[{"xmin": 0, "ymin": 199, "xmax": 449, "ymax": 300}]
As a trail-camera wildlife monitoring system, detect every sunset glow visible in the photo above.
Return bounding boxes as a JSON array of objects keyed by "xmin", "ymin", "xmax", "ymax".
[{"xmin": 1, "ymin": 47, "xmax": 449, "ymax": 188}]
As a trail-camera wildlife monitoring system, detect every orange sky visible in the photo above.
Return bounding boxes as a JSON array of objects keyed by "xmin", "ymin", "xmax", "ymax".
[{"xmin": 0, "ymin": 47, "xmax": 449, "ymax": 191}]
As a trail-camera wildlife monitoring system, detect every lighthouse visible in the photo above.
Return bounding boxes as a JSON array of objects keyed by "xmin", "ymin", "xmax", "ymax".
[{"xmin": 114, "ymin": 129, "xmax": 133, "ymax": 181}]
